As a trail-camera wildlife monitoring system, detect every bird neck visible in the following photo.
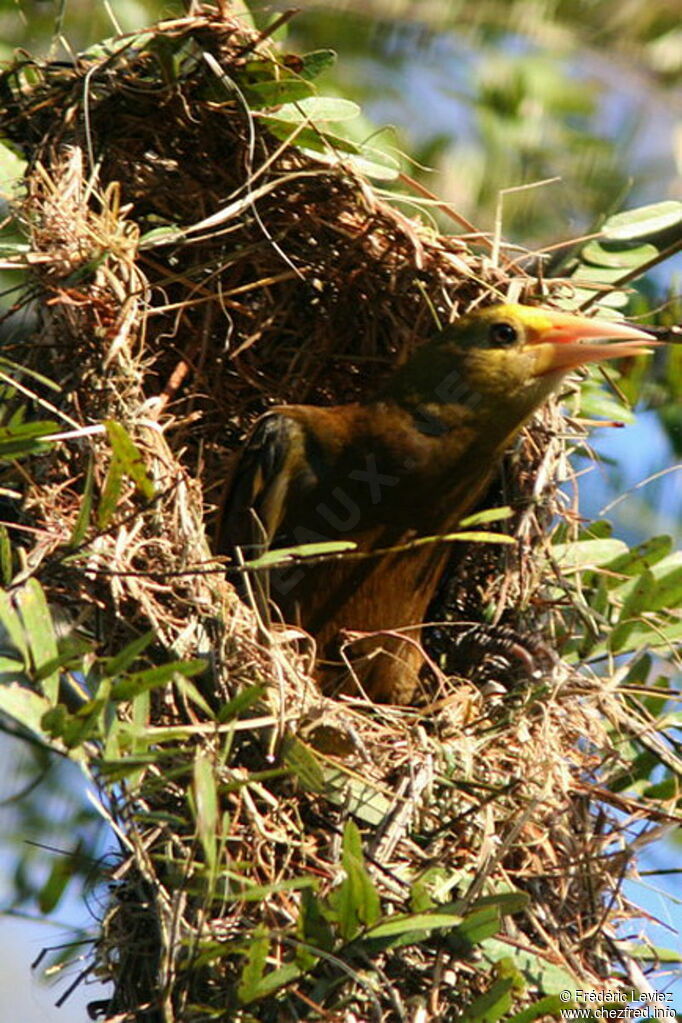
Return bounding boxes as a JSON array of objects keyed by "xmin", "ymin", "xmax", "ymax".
[
  {"xmin": 371, "ymin": 392, "xmax": 527, "ymax": 465},
  {"xmin": 355, "ymin": 396, "xmax": 523, "ymax": 535},
  {"xmin": 381, "ymin": 347, "xmax": 523, "ymax": 441}
]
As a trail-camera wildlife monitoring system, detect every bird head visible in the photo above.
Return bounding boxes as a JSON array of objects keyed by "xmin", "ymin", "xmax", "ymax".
[
  {"xmin": 387, "ymin": 303, "xmax": 656, "ymax": 433},
  {"xmin": 455, "ymin": 302, "xmax": 654, "ymax": 376}
]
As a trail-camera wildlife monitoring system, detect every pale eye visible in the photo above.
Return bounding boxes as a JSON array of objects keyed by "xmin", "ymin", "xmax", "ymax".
[{"xmin": 489, "ymin": 322, "xmax": 518, "ymax": 347}]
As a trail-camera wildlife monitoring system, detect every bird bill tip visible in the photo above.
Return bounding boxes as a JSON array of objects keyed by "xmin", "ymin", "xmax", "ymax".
[
  {"xmin": 531, "ymin": 339, "xmax": 658, "ymax": 376},
  {"xmin": 527, "ymin": 310, "xmax": 658, "ymax": 376}
]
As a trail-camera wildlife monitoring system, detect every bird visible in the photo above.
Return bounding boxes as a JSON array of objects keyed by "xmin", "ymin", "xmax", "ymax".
[{"xmin": 220, "ymin": 303, "xmax": 654, "ymax": 705}]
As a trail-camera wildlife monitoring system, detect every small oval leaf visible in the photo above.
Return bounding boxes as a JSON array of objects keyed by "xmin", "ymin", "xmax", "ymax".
[
  {"xmin": 266, "ymin": 96, "xmax": 361, "ymax": 123},
  {"xmin": 603, "ymin": 200, "xmax": 682, "ymax": 241}
]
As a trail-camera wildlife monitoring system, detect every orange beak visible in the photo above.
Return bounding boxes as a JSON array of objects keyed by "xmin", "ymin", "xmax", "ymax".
[{"xmin": 528, "ymin": 310, "xmax": 658, "ymax": 377}]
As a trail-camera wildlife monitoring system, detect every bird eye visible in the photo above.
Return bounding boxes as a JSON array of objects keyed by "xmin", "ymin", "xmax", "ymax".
[{"xmin": 489, "ymin": 322, "xmax": 518, "ymax": 347}]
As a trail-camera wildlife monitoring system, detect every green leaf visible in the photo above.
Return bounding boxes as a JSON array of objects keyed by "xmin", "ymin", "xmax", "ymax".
[
  {"xmin": 610, "ymin": 552, "xmax": 682, "ymax": 651},
  {"xmin": 90, "ymin": 31, "xmax": 157, "ymax": 59},
  {"xmin": 568, "ymin": 287, "xmax": 629, "ymax": 309},
  {"xmin": 332, "ymin": 820, "xmax": 381, "ymax": 940},
  {"xmin": 244, "ymin": 78, "xmax": 315, "ymax": 108},
  {"xmin": 577, "ymin": 520, "xmax": 613, "ymax": 541},
  {"xmin": 105, "ymin": 630, "xmax": 155, "ymax": 676},
  {"xmin": 459, "ymin": 977, "xmax": 515, "ymax": 1022},
  {"xmin": 296, "ymin": 50, "xmax": 337, "ymax": 81},
  {"xmin": 174, "ymin": 676, "xmax": 214, "ymax": 721},
  {"xmin": 578, "ymin": 378, "xmax": 635, "ymax": 422},
  {"xmin": 95, "ymin": 753, "xmax": 163, "ymax": 781},
  {"xmin": 0, "ymin": 682, "xmax": 50, "ymax": 734},
  {"xmin": 217, "ymin": 684, "xmax": 266, "ymax": 723},
  {"xmin": 604, "ymin": 535, "xmax": 672, "ymax": 580},
  {"xmin": 335, "ymin": 147, "xmax": 401, "ymax": 182},
  {"xmin": 41, "ymin": 701, "xmax": 104, "ymax": 749},
  {"xmin": 104, "ymin": 420, "xmax": 156, "ymax": 501},
  {"xmin": 244, "ymin": 539, "xmax": 357, "ymax": 570},
  {"xmin": 0, "ymin": 138, "xmax": 27, "ymax": 190},
  {"xmin": 138, "ymin": 225, "xmax": 185, "ymax": 249},
  {"xmin": 38, "ymin": 851, "xmax": 77, "ymax": 914},
  {"xmin": 448, "ymin": 531, "xmax": 516, "ymax": 545},
  {"xmin": 0, "ymin": 525, "xmax": 12, "ymax": 585},
  {"xmin": 365, "ymin": 910, "xmax": 464, "ymax": 941},
  {"xmin": 409, "ymin": 875, "xmax": 437, "ymax": 914},
  {"xmin": 581, "ymin": 240, "xmax": 658, "ymax": 269},
  {"xmin": 110, "ymin": 659, "xmax": 205, "ymax": 700},
  {"xmin": 602, "ymin": 200, "xmax": 682, "ymax": 241},
  {"xmin": 611, "ymin": 617, "xmax": 682, "ymax": 654},
  {"xmin": 643, "ymin": 777, "xmax": 678, "ymax": 800},
  {"xmin": 507, "ymin": 995, "xmax": 570, "ymax": 1023},
  {"xmin": 0, "ymin": 419, "xmax": 59, "ymax": 459},
  {"xmin": 260, "ymin": 115, "xmax": 400, "ymax": 180},
  {"xmin": 644, "ymin": 552, "xmax": 682, "ymax": 611},
  {"xmin": 282, "ymin": 735, "xmax": 326, "ymax": 791},
  {"xmin": 458, "ymin": 507, "xmax": 513, "ymax": 528},
  {"xmin": 573, "ymin": 264, "xmax": 630, "ymax": 285},
  {"xmin": 362, "ymin": 895, "xmax": 521, "ymax": 953},
  {"xmin": 263, "ymin": 96, "xmax": 361, "ymax": 123},
  {"xmin": 237, "ymin": 925, "xmax": 269, "ymax": 1004},
  {"xmin": 609, "ymin": 570, "xmax": 656, "ymax": 651},
  {"xmin": 98, "ymin": 420, "xmax": 157, "ymax": 527},
  {"xmin": 0, "ymin": 656, "xmax": 26, "ymax": 680},
  {"xmin": 451, "ymin": 905, "xmax": 503, "ymax": 948},
  {"xmin": 240, "ymin": 57, "xmax": 285, "ymax": 82},
  {"xmin": 344, "ymin": 820, "xmax": 381, "ymax": 925},
  {"xmin": 624, "ymin": 652, "xmax": 653, "ymax": 686},
  {"xmin": 69, "ymin": 459, "xmax": 95, "ymax": 548},
  {"xmin": 480, "ymin": 936, "xmax": 578, "ymax": 994},
  {"xmin": 193, "ymin": 750, "xmax": 218, "ymax": 874},
  {"xmin": 550, "ymin": 538, "xmax": 629, "ymax": 571},
  {"xmin": 463, "ymin": 892, "xmax": 529, "ymax": 916},
  {"xmin": 0, "ymin": 357, "xmax": 61, "ymax": 393},
  {"xmin": 297, "ymin": 887, "xmax": 334, "ymax": 967},
  {"xmin": 238, "ymin": 961, "xmax": 301, "ymax": 1003},
  {"xmin": 0, "ymin": 589, "xmax": 28, "ymax": 662},
  {"xmin": 97, "ymin": 450, "xmax": 124, "ymax": 529},
  {"xmin": 232, "ymin": 877, "xmax": 318, "ymax": 903},
  {"xmin": 320, "ymin": 765, "xmax": 393, "ymax": 826},
  {"xmin": 15, "ymin": 579, "xmax": 59, "ymax": 702}
]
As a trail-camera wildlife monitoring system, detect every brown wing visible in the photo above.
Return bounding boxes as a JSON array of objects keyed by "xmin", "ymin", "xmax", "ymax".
[{"xmin": 219, "ymin": 410, "xmax": 318, "ymax": 562}]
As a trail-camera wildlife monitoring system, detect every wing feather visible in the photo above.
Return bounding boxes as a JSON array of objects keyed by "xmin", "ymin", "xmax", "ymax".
[{"xmin": 220, "ymin": 411, "xmax": 315, "ymax": 558}]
